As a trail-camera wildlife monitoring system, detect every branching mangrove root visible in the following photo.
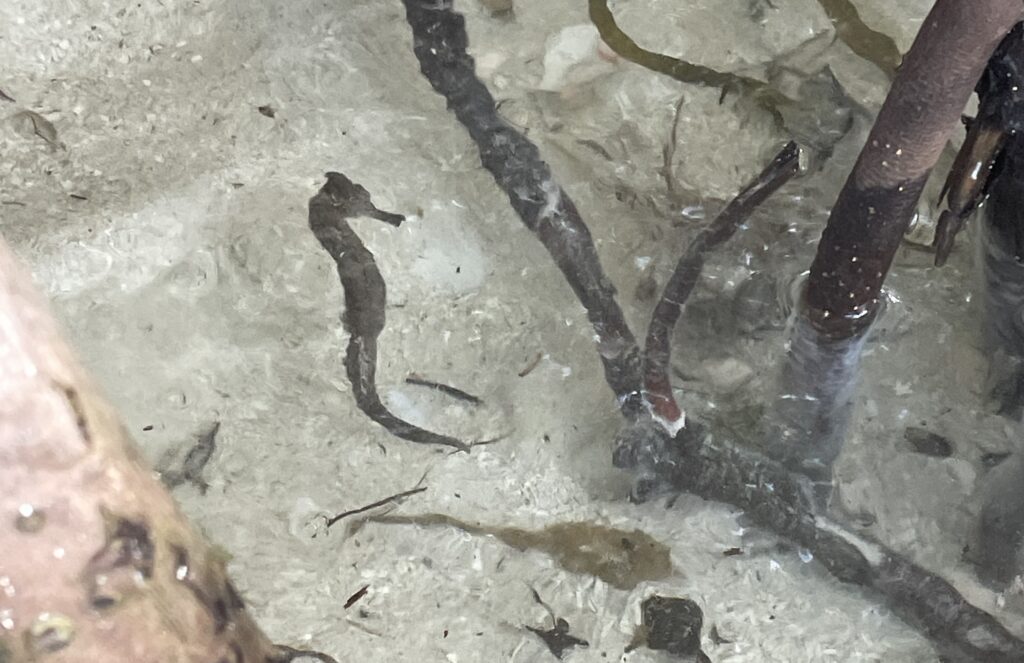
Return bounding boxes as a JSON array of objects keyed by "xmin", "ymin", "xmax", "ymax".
[
  {"xmin": 309, "ymin": 172, "xmax": 470, "ymax": 451},
  {"xmin": 401, "ymin": 0, "xmax": 644, "ymax": 416},
  {"xmin": 613, "ymin": 420, "xmax": 1024, "ymax": 663},
  {"xmin": 0, "ymin": 240, "xmax": 290, "ymax": 662},
  {"xmin": 642, "ymin": 141, "xmax": 799, "ymax": 434},
  {"xmin": 774, "ymin": 0, "xmax": 1023, "ymax": 490},
  {"xmin": 400, "ymin": 1, "xmax": 1024, "ymax": 659}
]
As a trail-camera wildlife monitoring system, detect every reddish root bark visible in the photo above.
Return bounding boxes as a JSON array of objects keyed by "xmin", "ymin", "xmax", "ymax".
[{"xmin": 0, "ymin": 240, "xmax": 281, "ymax": 663}]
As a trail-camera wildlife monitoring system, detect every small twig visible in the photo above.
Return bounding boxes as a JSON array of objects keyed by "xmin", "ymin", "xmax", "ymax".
[
  {"xmin": 405, "ymin": 374, "xmax": 482, "ymax": 405},
  {"xmin": 660, "ymin": 95, "xmax": 687, "ymax": 205},
  {"xmin": 270, "ymin": 644, "xmax": 340, "ymax": 663},
  {"xmin": 325, "ymin": 486, "xmax": 427, "ymax": 529},
  {"xmin": 517, "ymin": 352, "xmax": 543, "ymax": 377},
  {"xmin": 343, "ymin": 619, "xmax": 385, "ymax": 638},
  {"xmin": 444, "ymin": 432, "xmax": 510, "ymax": 455},
  {"xmin": 464, "ymin": 434, "xmax": 507, "ymax": 449},
  {"xmin": 0, "ymin": 88, "xmax": 15, "ymax": 103},
  {"xmin": 343, "ymin": 584, "xmax": 370, "ymax": 609},
  {"xmin": 642, "ymin": 141, "xmax": 800, "ymax": 432}
]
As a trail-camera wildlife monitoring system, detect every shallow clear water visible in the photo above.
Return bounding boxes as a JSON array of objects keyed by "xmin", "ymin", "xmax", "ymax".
[{"xmin": 1, "ymin": 0, "xmax": 1020, "ymax": 660}]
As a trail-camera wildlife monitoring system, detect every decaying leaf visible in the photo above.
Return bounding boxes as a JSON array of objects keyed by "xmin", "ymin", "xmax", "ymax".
[{"xmin": 10, "ymin": 110, "xmax": 63, "ymax": 148}]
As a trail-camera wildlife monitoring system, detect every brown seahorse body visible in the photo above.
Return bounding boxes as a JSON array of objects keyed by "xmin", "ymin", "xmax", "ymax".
[{"xmin": 309, "ymin": 172, "xmax": 469, "ymax": 451}]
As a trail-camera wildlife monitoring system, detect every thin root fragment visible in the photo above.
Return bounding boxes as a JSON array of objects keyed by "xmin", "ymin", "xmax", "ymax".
[
  {"xmin": 271, "ymin": 644, "xmax": 341, "ymax": 663},
  {"xmin": 325, "ymin": 486, "xmax": 428, "ymax": 529}
]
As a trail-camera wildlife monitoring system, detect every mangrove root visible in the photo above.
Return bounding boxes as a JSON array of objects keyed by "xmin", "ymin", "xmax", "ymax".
[
  {"xmin": 776, "ymin": 0, "xmax": 1023, "ymax": 489},
  {"xmin": 402, "ymin": 0, "xmax": 644, "ymax": 416},
  {"xmin": 642, "ymin": 140, "xmax": 799, "ymax": 433},
  {"xmin": 399, "ymin": 1, "xmax": 1024, "ymax": 659},
  {"xmin": 613, "ymin": 418, "xmax": 1024, "ymax": 663},
  {"xmin": 0, "ymin": 238, "xmax": 291, "ymax": 662}
]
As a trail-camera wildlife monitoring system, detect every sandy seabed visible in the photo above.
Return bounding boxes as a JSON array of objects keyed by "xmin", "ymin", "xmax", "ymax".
[{"xmin": 2, "ymin": 0, "xmax": 1018, "ymax": 660}]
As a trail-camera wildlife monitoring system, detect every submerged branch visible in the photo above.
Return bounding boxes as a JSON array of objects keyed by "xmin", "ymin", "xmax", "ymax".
[
  {"xmin": 401, "ymin": 1, "xmax": 1023, "ymax": 658},
  {"xmin": 402, "ymin": 0, "xmax": 643, "ymax": 414},
  {"xmin": 613, "ymin": 419, "xmax": 1024, "ymax": 663},
  {"xmin": 642, "ymin": 141, "xmax": 799, "ymax": 432}
]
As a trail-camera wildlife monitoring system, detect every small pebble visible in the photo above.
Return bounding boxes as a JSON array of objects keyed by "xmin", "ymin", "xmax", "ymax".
[{"xmin": 641, "ymin": 595, "xmax": 705, "ymax": 658}]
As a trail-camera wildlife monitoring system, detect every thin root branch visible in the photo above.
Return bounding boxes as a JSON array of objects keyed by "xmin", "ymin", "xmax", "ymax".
[
  {"xmin": 642, "ymin": 141, "xmax": 800, "ymax": 432},
  {"xmin": 660, "ymin": 95, "xmax": 687, "ymax": 206}
]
